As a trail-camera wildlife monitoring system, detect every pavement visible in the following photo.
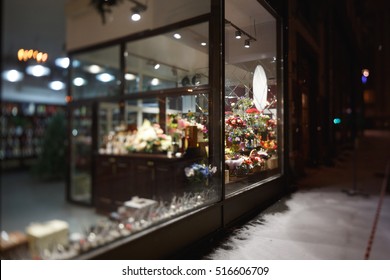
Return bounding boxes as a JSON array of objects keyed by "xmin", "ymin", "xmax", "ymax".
[{"xmin": 202, "ymin": 129, "xmax": 390, "ymax": 259}]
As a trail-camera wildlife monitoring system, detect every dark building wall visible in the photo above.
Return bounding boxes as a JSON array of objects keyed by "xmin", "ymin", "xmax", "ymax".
[{"xmin": 285, "ymin": 0, "xmax": 373, "ymax": 178}]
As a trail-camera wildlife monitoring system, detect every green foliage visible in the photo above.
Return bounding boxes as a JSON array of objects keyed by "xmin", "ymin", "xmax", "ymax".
[{"xmin": 32, "ymin": 112, "xmax": 66, "ymax": 181}]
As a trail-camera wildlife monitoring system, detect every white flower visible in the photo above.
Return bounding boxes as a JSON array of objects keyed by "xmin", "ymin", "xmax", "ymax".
[{"xmin": 184, "ymin": 167, "xmax": 195, "ymax": 177}]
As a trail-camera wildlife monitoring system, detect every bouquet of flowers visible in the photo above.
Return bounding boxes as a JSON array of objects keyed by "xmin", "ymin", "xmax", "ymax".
[
  {"xmin": 184, "ymin": 163, "xmax": 217, "ymax": 186},
  {"xmin": 225, "ymin": 115, "xmax": 246, "ymax": 128},
  {"xmin": 126, "ymin": 120, "xmax": 172, "ymax": 153}
]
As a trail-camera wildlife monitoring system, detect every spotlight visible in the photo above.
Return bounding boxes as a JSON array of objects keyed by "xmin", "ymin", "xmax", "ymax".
[
  {"xmin": 181, "ymin": 76, "xmax": 190, "ymax": 86},
  {"xmin": 244, "ymin": 39, "xmax": 250, "ymax": 48},
  {"xmin": 173, "ymin": 33, "xmax": 182, "ymax": 39},
  {"xmin": 192, "ymin": 74, "xmax": 201, "ymax": 86},
  {"xmin": 154, "ymin": 63, "xmax": 160, "ymax": 70},
  {"xmin": 235, "ymin": 30, "xmax": 242, "ymax": 39},
  {"xmin": 130, "ymin": 1, "xmax": 147, "ymax": 22},
  {"xmin": 131, "ymin": 10, "xmax": 141, "ymax": 21}
]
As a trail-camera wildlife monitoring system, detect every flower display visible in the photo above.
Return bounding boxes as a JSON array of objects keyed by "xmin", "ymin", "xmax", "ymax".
[
  {"xmin": 126, "ymin": 120, "xmax": 172, "ymax": 153},
  {"xmin": 167, "ymin": 113, "xmax": 208, "ymax": 144},
  {"xmin": 184, "ymin": 163, "xmax": 217, "ymax": 185},
  {"xmin": 224, "ymin": 94, "xmax": 278, "ymax": 176},
  {"xmin": 260, "ymin": 139, "xmax": 278, "ymax": 155},
  {"xmin": 225, "ymin": 115, "xmax": 246, "ymax": 128}
]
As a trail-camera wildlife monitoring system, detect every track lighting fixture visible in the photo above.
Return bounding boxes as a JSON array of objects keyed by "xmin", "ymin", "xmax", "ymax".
[
  {"xmin": 91, "ymin": 0, "xmax": 120, "ymax": 24},
  {"xmin": 244, "ymin": 39, "xmax": 251, "ymax": 48},
  {"xmin": 130, "ymin": 0, "xmax": 147, "ymax": 22},
  {"xmin": 225, "ymin": 19, "xmax": 257, "ymax": 49},
  {"xmin": 92, "ymin": 0, "xmax": 148, "ymax": 24}
]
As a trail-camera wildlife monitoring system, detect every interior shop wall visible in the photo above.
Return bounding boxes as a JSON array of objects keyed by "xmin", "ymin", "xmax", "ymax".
[{"xmin": 65, "ymin": 0, "xmax": 210, "ymax": 51}]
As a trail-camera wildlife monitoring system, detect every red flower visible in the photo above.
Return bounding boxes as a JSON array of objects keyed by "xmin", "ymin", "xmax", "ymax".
[{"xmin": 246, "ymin": 107, "xmax": 261, "ymax": 114}]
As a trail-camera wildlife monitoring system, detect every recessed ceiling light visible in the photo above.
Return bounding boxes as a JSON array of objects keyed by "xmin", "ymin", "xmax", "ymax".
[
  {"xmin": 49, "ymin": 81, "xmax": 66, "ymax": 91},
  {"xmin": 85, "ymin": 64, "xmax": 103, "ymax": 74},
  {"xmin": 96, "ymin": 73, "xmax": 115, "ymax": 82},
  {"xmin": 55, "ymin": 57, "xmax": 70, "ymax": 69},
  {"xmin": 173, "ymin": 33, "xmax": 181, "ymax": 39},
  {"xmin": 73, "ymin": 77, "xmax": 87, "ymax": 86},
  {"xmin": 201, "ymin": 42, "xmax": 207, "ymax": 46},
  {"xmin": 151, "ymin": 78, "xmax": 159, "ymax": 86},
  {"xmin": 2, "ymin": 70, "xmax": 24, "ymax": 82},
  {"xmin": 125, "ymin": 73, "xmax": 136, "ymax": 80},
  {"xmin": 26, "ymin": 65, "xmax": 51, "ymax": 77}
]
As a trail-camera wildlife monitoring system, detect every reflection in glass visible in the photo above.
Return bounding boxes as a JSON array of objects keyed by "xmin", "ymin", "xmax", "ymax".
[
  {"xmin": 71, "ymin": 46, "xmax": 120, "ymax": 99},
  {"xmin": 98, "ymin": 102, "xmax": 121, "ymax": 151},
  {"xmin": 125, "ymin": 22, "xmax": 209, "ymax": 94},
  {"xmin": 70, "ymin": 105, "xmax": 92, "ymax": 204},
  {"xmin": 96, "ymin": 92, "xmax": 216, "ymax": 202}
]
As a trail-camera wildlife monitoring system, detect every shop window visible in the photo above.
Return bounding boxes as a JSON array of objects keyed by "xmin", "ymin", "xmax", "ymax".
[
  {"xmin": 125, "ymin": 22, "xmax": 209, "ymax": 94},
  {"xmin": 69, "ymin": 20, "xmax": 218, "ymax": 245},
  {"xmin": 70, "ymin": 45, "xmax": 121, "ymax": 100},
  {"xmin": 224, "ymin": 0, "xmax": 282, "ymax": 196}
]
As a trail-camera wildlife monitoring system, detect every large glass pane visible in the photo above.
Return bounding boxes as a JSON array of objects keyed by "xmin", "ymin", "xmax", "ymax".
[
  {"xmin": 98, "ymin": 102, "xmax": 121, "ymax": 151},
  {"xmin": 95, "ymin": 89, "xmax": 216, "ymax": 227},
  {"xmin": 125, "ymin": 22, "xmax": 209, "ymax": 93},
  {"xmin": 71, "ymin": 46, "xmax": 121, "ymax": 99},
  {"xmin": 70, "ymin": 105, "xmax": 92, "ymax": 204},
  {"xmin": 224, "ymin": 0, "xmax": 282, "ymax": 196}
]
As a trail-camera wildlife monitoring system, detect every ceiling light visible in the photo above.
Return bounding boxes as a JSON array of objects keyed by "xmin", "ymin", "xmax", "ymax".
[
  {"xmin": 244, "ymin": 39, "xmax": 250, "ymax": 48},
  {"xmin": 3, "ymin": 70, "xmax": 24, "ymax": 82},
  {"xmin": 235, "ymin": 30, "xmax": 242, "ymax": 39},
  {"xmin": 26, "ymin": 65, "xmax": 51, "ymax": 77},
  {"xmin": 130, "ymin": 1, "xmax": 147, "ymax": 22},
  {"xmin": 85, "ymin": 64, "xmax": 103, "ymax": 74},
  {"xmin": 131, "ymin": 12, "xmax": 141, "ymax": 21},
  {"xmin": 154, "ymin": 63, "xmax": 160, "ymax": 70},
  {"xmin": 173, "ymin": 33, "xmax": 181, "ymax": 39},
  {"xmin": 49, "ymin": 81, "xmax": 66, "ymax": 91},
  {"xmin": 201, "ymin": 42, "xmax": 207, "ymax": 46},
  {"xmin": 96, "ymin": 73, "xmax": 115, "ymax": 82},
  {"xmin": 73, "ymin": 77, "xmax": 87, "ymax": 86},
  {"xmin": 125, "ymin": 73, "xmax": 136, "ymax": 80},
  {"xmin": 151, "ymin": 78, "xmax": 159, "ymax": 86},
  {"xmin": 55, "ymin": 57, "xmax": 70, "ymax": 69}
]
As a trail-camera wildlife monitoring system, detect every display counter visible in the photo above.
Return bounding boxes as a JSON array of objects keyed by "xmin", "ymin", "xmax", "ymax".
[{"xmin": 94, "ymin": 153, "xmax": 200, "ymax": 213}]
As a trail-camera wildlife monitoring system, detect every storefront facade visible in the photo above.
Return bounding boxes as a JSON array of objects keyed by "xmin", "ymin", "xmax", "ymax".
[{"xmin": 65, "ymin": 0, "xmax": 287, "ymax": 259}]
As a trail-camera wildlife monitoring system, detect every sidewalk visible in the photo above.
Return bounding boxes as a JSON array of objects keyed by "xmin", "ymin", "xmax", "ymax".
[{"xmin": 205, "ymin": 130, "xmax": 390, "ymax": 259}]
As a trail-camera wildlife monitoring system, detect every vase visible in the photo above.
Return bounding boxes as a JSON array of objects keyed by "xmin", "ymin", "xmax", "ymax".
[{"xmin": 267, "ymin": 157, "xmax": 278, "ymax": 169}]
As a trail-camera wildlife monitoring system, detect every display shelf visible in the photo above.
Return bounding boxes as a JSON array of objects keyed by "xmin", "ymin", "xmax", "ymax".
[{"xmin": 0, "ymin": 102, "xmax": 64, "ymax": 169}]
